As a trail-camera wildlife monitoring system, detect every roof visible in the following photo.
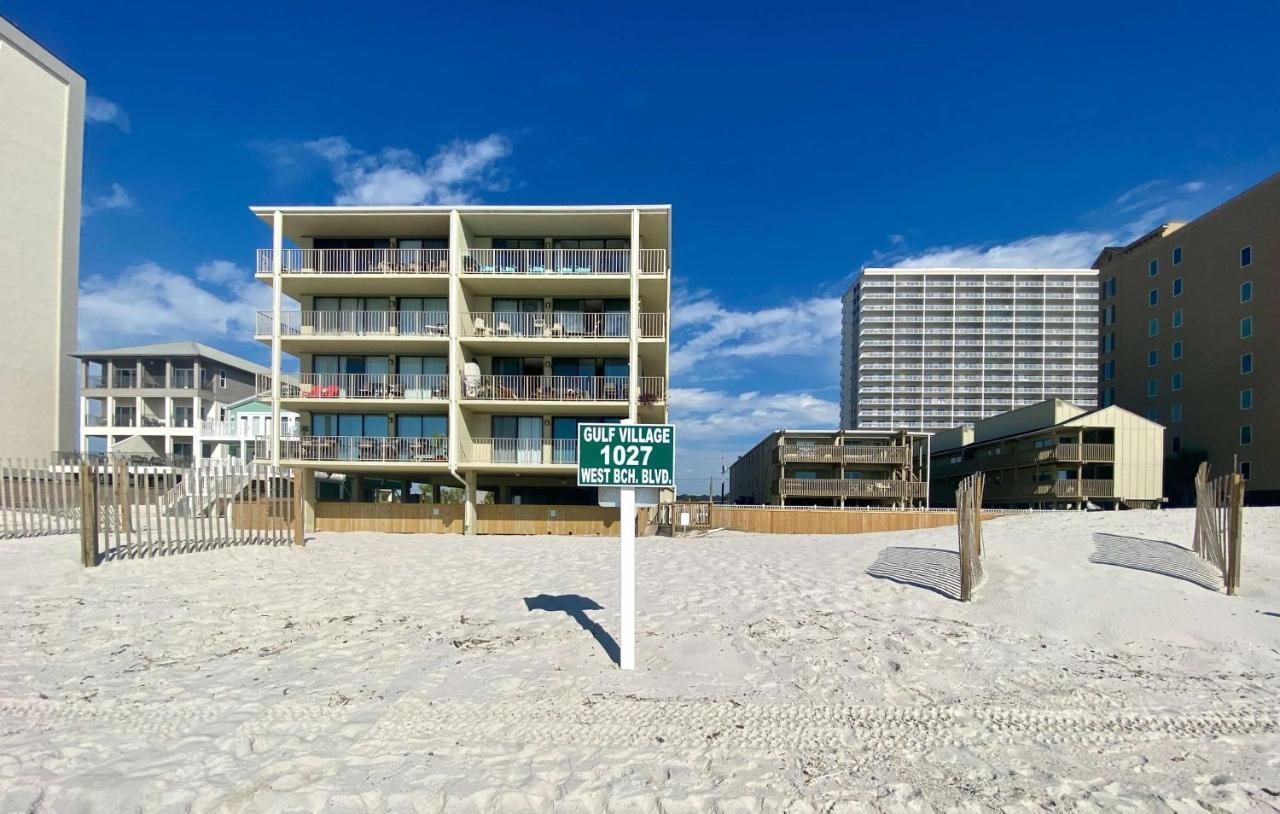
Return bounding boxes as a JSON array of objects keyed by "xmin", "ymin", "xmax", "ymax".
[
  {"xmin": 931, "ymin": 401, "xmax": 1163, "ymax": 451},
  {"xmin": 249, "ymin": 204, "xmax": 671, "ymax": 215},
  {"xmin": 861, "ymin": 267, "xmax": 1097, "ymax": 275},
  {"xmin": 71, "ymin": 341, "xmax": 270, "ymax": 377}
]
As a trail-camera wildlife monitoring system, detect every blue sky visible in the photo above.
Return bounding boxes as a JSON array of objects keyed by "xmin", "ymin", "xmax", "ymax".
[{"xmin": 9, "ymin": 0, "xmax": 1280, "ymax": 489}]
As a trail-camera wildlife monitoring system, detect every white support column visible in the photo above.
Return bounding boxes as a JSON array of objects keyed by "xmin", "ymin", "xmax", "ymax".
[
  {"xmin": 619, "ymin": 483, "xmax": 636, "ymax": 670},
  {"xmin": 628, "ymin": 208, "xmax": 640, "ymax": 424},
  {"xmin": 270, "ymin": 210, "xmax": 283, "ymax": 466},
  {"xmin": 448, "ymin": 210, "xmax": 462, "ymax": 472},
  {"xmin": 464, "ymin": 470, "xmax": 477, "ymax": 536}
]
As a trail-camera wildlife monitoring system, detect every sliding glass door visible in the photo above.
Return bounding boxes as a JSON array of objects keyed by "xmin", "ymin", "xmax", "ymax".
[{"xmin": 492, "ymin": 415, "xmax": 542, "ymax": 463}]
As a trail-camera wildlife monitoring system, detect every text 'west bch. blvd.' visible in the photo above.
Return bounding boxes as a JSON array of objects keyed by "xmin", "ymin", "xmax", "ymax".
[{"xmin": 576, "ymin": 423, "xmax": 676, "ymax": 487}]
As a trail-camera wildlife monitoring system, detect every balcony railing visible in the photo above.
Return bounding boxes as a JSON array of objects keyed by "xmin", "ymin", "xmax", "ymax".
[
  {"xmin": 172, "ymin": 369, "xmax": 196, "ymax": 389},
  {"xmin": 779, "ymin": 445, "xmax": 911, "ymax": 465},
  {"xmin": 84, "ymin": 415, "xmax": 108, "ymax": 427},
  {"xmin": 779, "ymin": 478, "xmax": 927, "ymax": 499},
  {"xmin": 1054, "ymin": 443, "xmax": 1114, "ymax": 462},
  {"xmin": 267, "ymin": 435, "xmax": 448, "ymax": 464},
  {"xmin": 258, "ymin": 310, "xmax": 449, "ymax": 337},
  {"xmin": 462, "ymin": 375, "xmax": 666, "ymax": 403},
  {"xmin": 257, "ymin": 248, "xmax": 450, "ymax": 275},
  {"xmin": 460, "ymin": 311, "xmax": 667, "ymax": 339},
  {"xmin": 276, "ymin": 373, "xmax": 449, "ymax": 401},
  {"xmin": 465, "ymin": 438, "xmax": 579, "ymax": 465},
  {"xmin": 1053, "ymin": 479, "xmax": 1114, "ymax": 498}
]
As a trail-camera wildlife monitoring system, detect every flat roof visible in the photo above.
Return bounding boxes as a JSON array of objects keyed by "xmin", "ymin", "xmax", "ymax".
[{"xmin": 862, "ymin": 267, "xmax": 1097, "ymax": 275}]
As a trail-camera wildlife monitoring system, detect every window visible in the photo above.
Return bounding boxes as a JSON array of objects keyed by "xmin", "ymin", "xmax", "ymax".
[
  {"xmin": 1240, "ymin": 316, "xmax": 1253, "ymax": 338},
  {"xmin": 1101, "ymin": 386, "xmax": 1115, "ymax": 407},
  {"xmin": 1146, "ymin": 407, "xmax": 1158, "ymax": 421},
  {"xmin": 1172, "ymin": 278, "xmax": 1183, "ymax": 297},
  {"xmin": 1240, "ymin": 425, "xmax": 1252, "ymax": 446},
  {"xmin": 1172, "ymin": 340, "xmax": 1183, "ymax": 360},
  {"xmin": 1241, "ymin": 281, "xmax": 1253, "ymax": 303},
  {"xmin": 1148, "ymin": 349, "xmax": 1159, "ymax": 367},
  {"xmin": 1240, "ymin": 461, "xmax": 1251, "ymax": 481},
  {"xmin": 1241, "ymin": 353, "xmax": 1253, "ymax": 374},
  {"xmin": 1104, "ymin": 277, "xmax": 1116, "ymax": 298},
  {"xmin": 1171, "ymin": 403, "xmax": 1183, "ymax": 422},
  {"xmin": 1172, "ymin": 308, "xmax": 1183, "ymax": 329},
  {"xmin": 1240, "ymin": 388, "xmax": 1253, "ymax": 410},
  {"xmin": 1102, "ymin": 333, "xmax": 1115, "ymax": 353},
  {"xmin": 1148, "ymin": 318, "xmax": 1159, "ymax": 337},
  {"xmin": 1147, "ymin": 378, "xmax": 1158, "ymax": 398},
  {"xmin": 1171, "ymin": 371, "xmax": 1182, "ymax": 391},
  {"xmin": 1148, "ymin": 259, "xmax": 1158, "ymax": 277},
  {"xmin": 1101, "ymin": 360, "xmax": 1115, "ymax": 380},
  {"xmin": 217, "ymin": 369, "xmax": 227, "ymax": 388},
  {"xmin": 1103, "ymin": 304, "xmax": 1116, "ymax": 326},
  {"xmin": 1240, "ymin": 245, "xmax": 1252, "ymax": 267},
  {"xmin": 1148, "ymin": 289, "xmax": 1158, "ymax": 307},
  {"xmin": 1171, "ymin": 435, "xmax": 1181, "ymax": 453},
  {"xmin": 1173, "ymin": 245, "xmax": 1183, "ymax": 265}
]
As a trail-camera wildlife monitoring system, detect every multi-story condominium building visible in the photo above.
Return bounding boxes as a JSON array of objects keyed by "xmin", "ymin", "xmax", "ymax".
[
  {"xmin": 251, "ymin": 205, "xmax": 671, "ymax": 531},
  {"xmin": 930, "ymin": 399, "xmax": 1163, "ymax": 508},
  {"xmin": 729, "ymin": 429, "xmax": 930, "ymax": 507},
  {"xmin": 74, "ymin": 342, "xmax": 296, "ymax": 465},
  {"xmin": 0, "ymin": 16, "xmax": 83, "ymax": 460},
  {"xmin": 841, "ymin": 268, "xmax": 1099, "ymax": 433},
  {"xmin": 1095, "ymin": 172, "xmax": 1278, "ymax": 502}
]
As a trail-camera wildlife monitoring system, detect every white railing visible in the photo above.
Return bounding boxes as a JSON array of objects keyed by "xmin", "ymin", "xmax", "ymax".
[
  {"xmin": 465, "ymin": 438, "xmax": 579, "ymax": 465},
  {"xmin": 462, "ymin": 375, "xmax": 630, "ymax": 401},
  {"xmin": 256, "ymin": 248, "xmax": 450, "ymax": 275},
  {"xmin": 638, "ymin": 248, "xmax": 667, "ymax": 275},
  {"xmin": 463, "ymin": 248, "xmax": 631, "ymax": 275},
  {"xmin": 276, "ymin": 372, "xmax": 448, "ymax": 401},
  {"xmin": 639, "ymin": 313, "xmax": 666, "ymax": 338},
  {"xmin": 258, "ymin": 310, "xmax": 449, "ymax": 337},
  {"xmin": 268, "ymin": 435, "xmax": 448, "ymax": 463},
  {"xmin": 463, "ymin": 311, "xmax": 631, "ymax": 338},
  {"xmin": 200, "ymin": 420, "xmax": 245, "ymax": 437},
  {"xmin": 780, "ymin": 478, "xmax": 928, "ymax": 498}
]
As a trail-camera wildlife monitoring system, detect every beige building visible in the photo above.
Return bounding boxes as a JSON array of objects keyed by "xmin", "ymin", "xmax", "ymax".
[
  {"xmin": 0, "ymin": 17, "xmax": 83, "ymax": 460},
  {"xmin": 930, "ymin": 399, "xmax": 1164, "ymax": 508},
  {"xmin": 251, "ymin": 205, "xmax": 671, "ymax": 533},
  {"xmin": 1095, "ymin": 172, "xmax": 1278, "ymax": 502},
  {"xmin": 729, "ymin": 429, "xmax": 930, "ymax": 507}
]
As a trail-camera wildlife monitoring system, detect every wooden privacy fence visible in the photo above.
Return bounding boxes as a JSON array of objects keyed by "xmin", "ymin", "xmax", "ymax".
[
  {"xmin": 0, "ymin": 458, "xmax": 81, "ymax": 539},
  {"xmin": 956, "ymin": 473, "xmax": 985, "ymax": 602},
  {"xmin": 1192, "ymin": 463, "xmax": 1244, "ymax": 595},
  {"xmin": 77, "ymin": 458, "xmax": 300, "ymax": 566}
]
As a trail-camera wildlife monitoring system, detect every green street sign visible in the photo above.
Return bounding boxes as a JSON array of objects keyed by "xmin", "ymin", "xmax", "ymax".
[{"xmin": 577, "ymin": 423, "xmax": 676, "ymax": 488}]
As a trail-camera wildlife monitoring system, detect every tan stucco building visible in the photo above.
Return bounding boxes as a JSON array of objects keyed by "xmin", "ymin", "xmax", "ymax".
[
  {"xmin": 1095, "ymin": 172, "xmax": 1278, "ymax": 502},
  {"xmin": 0, "ymin": 17, "xmax": 83, "ymax": 460},
  {"xmin": 930, "ymin": 399, "xmax": 1164, "ymax": 508}
]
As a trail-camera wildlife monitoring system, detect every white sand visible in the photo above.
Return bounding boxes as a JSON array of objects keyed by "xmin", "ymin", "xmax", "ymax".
[{"xmin": 1, "ymin": 509, "xmax": 1278, "ymax": 812}]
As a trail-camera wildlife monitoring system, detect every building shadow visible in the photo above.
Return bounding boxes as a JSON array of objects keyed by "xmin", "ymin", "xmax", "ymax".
[
  {"xmin": 866, "ymin": 546, "xmax": 962, "ymax": 601},
  {"xmin": 524, "ymin": 593, "xmax": 621, "ymax": 665},
  {"xmin": 1089, "ymin": 532, "xmax": 1222, "ymax": 591}
]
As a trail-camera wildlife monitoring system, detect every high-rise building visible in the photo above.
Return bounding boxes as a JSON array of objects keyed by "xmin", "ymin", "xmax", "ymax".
[
  {"xmin": 841, "ymin": 268, "xmax": 1099, "ymax": 433},
  {"xmin": 0, "ymin": 16, "xmax": 83, "ymax": 459},
  {"xmin": 251, "ymin": 205, "xmax": 672, "ymax": 533},
  {"xmin": 1095, "ymin": 172, "xmax": 1278, "ymax": 501}
]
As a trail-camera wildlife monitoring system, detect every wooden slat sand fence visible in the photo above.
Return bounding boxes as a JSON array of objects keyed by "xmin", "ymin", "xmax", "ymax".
[
  {"xmin": 956, "ymin": 473, "xmax": 986, "ymax": 602},
  {"xmin": 707, "ymin": 506, "xmax": 984, "ymax": 535},
  {"xmin": 0, "ymin": 457, "xmax": 81, "ymax": 539},
  {"xmin": 76, "ymin": 457, "xmax": 300, "ymax": 567},
  {"xmin": 1192, "ymin": 462, "xmax": 1245, "ymax": 595}
]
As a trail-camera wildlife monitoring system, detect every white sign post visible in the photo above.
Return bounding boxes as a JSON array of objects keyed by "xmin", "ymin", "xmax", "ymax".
[{"xmin": 577, "ymin": 421, "xmax": 676, "ymax": 671}]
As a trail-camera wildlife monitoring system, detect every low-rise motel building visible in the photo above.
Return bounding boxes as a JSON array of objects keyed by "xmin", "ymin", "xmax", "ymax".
[
  {"xmin": 729, "ymin": 429, "xmax": 931, "ymax": 508},
  {"xmin": 929, "ymin": 399, "xmax": 1164, "ymax": 509},
  {"xmin": 250, "ymin": 204, "xmax": 671, "ymax": 534}
]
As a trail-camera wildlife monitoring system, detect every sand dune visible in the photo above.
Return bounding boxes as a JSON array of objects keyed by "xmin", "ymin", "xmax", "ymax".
[{"xmin": 1, "ymin": 508, "xmax": 1277, "ymax": 811}]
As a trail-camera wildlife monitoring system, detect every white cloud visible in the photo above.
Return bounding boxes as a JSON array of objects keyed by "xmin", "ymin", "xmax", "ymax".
[
  {"xmin": 83, "ymin": 183, "xmax": 134, "ymax": 217},
  {"xmin": 670, "ymin": 292, "xmax": 842, "ymax": 375},
  {"xmin": 304, "ymin": 134, "xmax": 512, "ymax": 205},
  {"xmin": 195, "ymin": 259, "xmax": 250, "ymax": 286},
  {"xmin": 85, "ymin": 95, "xmax": 130, "ymax": 132},
  {"xmin": 888, "ymin": 230, "xmax": 1112, "ymax": 269},
  {"xmin": 78, "ymin": 261, "xmax": 277, "ymax": 349}
]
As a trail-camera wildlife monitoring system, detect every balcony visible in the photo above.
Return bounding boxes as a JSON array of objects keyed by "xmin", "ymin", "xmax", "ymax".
[
  {"xmin": 462, "ymin": 375, "xmax": 666, "ymax": 404},
  {"xmin": 461, "ymin": 248, "xmax": 666, "ymax": 276},
  {"xmin": 464, "ymin": 438, "xmax": 579, "ymax": 465},
  {"xmin": 257, "ymin": 310, "xmax": 448, "ymax": 340},
  {"xmin": 779, "ymin": 478, "xmax": 927, "ymax": 499},
  {"xmin": 779, "ymin": 445, "xmax": 910, "ymax": 465},
  {"xmin": 1053, "ymin": 479, "xmax": 1114, "ymax": 498},
  {"xmin": 257, "ymin": 248, "xmax": 450, "ymax": 276},
  {"xmin": 269, "ymin": 436, "xmax": 448, "ymax": 464},
  {"xmin": 1053, "ymin": 443, "xmax": 1114, "ymax": 462},
  {"xmin": 275, "ymin": 373, "xmax": 449, "ymax": 402}
]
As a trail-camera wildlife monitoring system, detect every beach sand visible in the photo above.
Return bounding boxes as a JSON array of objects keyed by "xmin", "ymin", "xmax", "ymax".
[{"xmin": 1, "ymin": 508, "xmax": 1277, "ymax": 811}]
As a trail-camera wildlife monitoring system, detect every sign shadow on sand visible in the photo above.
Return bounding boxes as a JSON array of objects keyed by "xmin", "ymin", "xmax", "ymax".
[
  {"xmin": 866, "ymin": 546, "xmax": 963, "ymax": 601},
  {"xmin": 1088, "ymin": 532, "xmax": 1223, "ymax": 591},
  {"xmin": 524, "ymin": 594, "xmax": 621, "ymax": 665}
]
